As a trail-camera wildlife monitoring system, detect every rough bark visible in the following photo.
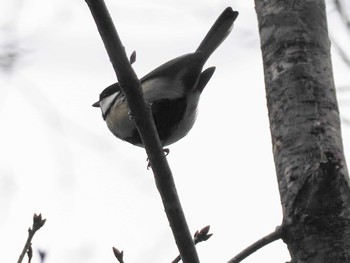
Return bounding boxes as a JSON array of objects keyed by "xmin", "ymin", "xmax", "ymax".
[{"xmin": 255, "ymin": 1, "xmax": 350, "ymax": 262}]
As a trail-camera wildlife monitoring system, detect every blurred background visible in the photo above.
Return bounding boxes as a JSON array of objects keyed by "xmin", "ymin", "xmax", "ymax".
[{"xmin": 1, "ymin": 0, "xmax": 350, "ymax": 262}]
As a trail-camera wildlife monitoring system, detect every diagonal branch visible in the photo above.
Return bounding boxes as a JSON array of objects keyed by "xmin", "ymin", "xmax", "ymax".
[
  {"xmin": 84, "ymin": 1, "xmax": 199, "ymax": 262},
  {"xmin": 227, "ymin": 226, "xmax": 282, "ymax": 263}
]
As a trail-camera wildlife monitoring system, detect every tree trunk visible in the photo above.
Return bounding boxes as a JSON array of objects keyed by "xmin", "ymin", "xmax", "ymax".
[{"xmin": 255, "ymin": 1, "xmax": 350, "ymax": 262}]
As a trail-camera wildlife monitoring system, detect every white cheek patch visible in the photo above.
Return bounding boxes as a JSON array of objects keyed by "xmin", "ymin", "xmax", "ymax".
[{"xmin": 100, "ymin": 92, "xmax": 119, "ymax": 117}]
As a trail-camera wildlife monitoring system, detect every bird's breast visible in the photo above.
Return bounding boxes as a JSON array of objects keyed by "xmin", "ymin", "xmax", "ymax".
[
  {"xmin": 105, "ymin": 101, "xmax": 141, "ymax": 145},
  {"xmin": 104, "ymin": 82, "xmax": 201, "ymax": 147}
]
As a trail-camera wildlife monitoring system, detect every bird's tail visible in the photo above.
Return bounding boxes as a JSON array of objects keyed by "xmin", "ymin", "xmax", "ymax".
[{"xmin": 196, "ymin": 7, "xmax": 238, "ymax": 61}]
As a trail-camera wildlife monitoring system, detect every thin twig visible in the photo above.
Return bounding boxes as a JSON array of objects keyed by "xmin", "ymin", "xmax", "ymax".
[
  {"xmin": 84, "ymin": 1, "xmax": 200, "ymax": 262},
  {"xmin": 27, "ymin": 244, "xmax": 33, "ymax": 263},
  {"xmin": 17, "ymin": 214, "xmax": 46, "ymax": 263},
  {"xmin": 112, "ymin": 247, "xmax": 124, "ymax": 263},
  {"xmin": 227, "ymin": 226, "xmax": 282, "ymax": 263}
]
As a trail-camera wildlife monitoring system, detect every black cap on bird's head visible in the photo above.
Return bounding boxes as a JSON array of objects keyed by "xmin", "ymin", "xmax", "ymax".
[
  {"xmin": 92, "ymin": 83, "xmax": 121, "ymax": 108},
  {"xmin": 92, "ymin": 83, "xmax": 122, "ymax": 119}
]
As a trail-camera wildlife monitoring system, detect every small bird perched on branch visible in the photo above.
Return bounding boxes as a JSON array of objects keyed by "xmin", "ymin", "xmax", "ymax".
[{"xmin": 93, "ymin": 7, "xmax": 238, "ymax": 147}]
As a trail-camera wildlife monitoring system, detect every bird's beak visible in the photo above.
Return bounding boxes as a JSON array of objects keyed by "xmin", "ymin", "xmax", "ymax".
[{"xmin": 92, "ymin": 101, "xmax": 100, "ymax": 107}]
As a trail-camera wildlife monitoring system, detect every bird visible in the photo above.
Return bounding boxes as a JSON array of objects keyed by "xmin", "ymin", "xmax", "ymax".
[{"xmin": 93, "ymin": 7, "xmax": 238, "ymax": 147}]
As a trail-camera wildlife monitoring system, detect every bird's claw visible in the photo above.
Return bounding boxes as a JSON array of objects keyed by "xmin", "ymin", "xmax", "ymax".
[
  {"xmin": 147, "ymin": 148, "xmax": 170, "ymax": 169},
  {"xmin": 163, "ymin": 148, "xmax": 169, "ymax": 156},
  {"xmin": 128, "ymin": 110, "xmax": 134, "ymax": 120}
]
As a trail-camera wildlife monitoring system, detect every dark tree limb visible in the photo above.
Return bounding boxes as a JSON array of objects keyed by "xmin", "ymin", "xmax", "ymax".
[
  {"xmin": 84, "ymin": 1, "xmax": 199, "ymax": 262},
  {"xmin": 227, "ymin": 226, "xmax": 282, "ymax": 263}
]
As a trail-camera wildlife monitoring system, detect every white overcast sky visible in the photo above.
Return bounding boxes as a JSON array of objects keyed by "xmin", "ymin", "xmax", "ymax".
[{"xmin": 1, "ymin": 1, "xmax": 350, "ymax": 263}]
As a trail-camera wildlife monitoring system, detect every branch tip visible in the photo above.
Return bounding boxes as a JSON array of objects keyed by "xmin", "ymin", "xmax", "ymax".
[
  {"xmin": 112, "ymin": 247, "xmax": 124, "ymax": 263},
  {"xmin": 17, "ymin": 214, "xmax": 46, "ymax": 263},
  {"xmin": 194, "ymin": 225, "xmax": 213, "ymax": 243}
]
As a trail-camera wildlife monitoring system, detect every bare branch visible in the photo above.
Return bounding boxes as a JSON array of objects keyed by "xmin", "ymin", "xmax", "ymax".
[
  {"xmin": 227, "ymin": 226, "xmax": 282, "ymax": 263},
  {"xmin": 84, "ymin": 1, "xmax": 199, "ymax": 262}
]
